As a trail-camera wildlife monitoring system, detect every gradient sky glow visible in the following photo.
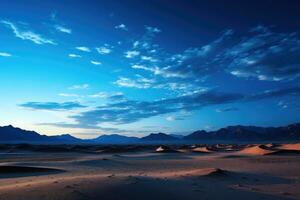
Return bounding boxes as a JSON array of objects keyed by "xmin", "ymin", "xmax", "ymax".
[{"xmin": 1, "ymin": 0, "xmax": 300, "ymax": 138}]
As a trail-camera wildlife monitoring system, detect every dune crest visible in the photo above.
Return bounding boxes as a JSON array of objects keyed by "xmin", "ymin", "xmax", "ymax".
[
  {"xmin": 239, "ymin": 145, "xmax": 276, "ymax": 155},
  {"xmin": 279, "ymin": 143, "xmax": 300, "ymax": 151},
  {"xmin": 192, "ymin": 147, "xmax": 212, "ymax": 153},
  {"xmin": 150, "ymin": 167, "xmax": 226, "ymax": 178}
]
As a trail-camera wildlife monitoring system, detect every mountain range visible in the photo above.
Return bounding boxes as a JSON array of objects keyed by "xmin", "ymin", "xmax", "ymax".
[{"xmin": 0, "ymin": 123, "xmax": 300, "ymax": 144}]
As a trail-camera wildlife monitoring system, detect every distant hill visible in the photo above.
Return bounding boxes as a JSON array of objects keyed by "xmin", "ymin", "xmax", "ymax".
[
  {"xmin": 183, "ymin": 123, "xmax": 300, "ymax": 141},
  {"xmin": 89, "ymin": 134, "xmax": 139, "ymax": 144},
  {"xmin": 0, "ymin": 125, "xmax": 60, "ymax": 143},
  {"xmin": 0, "ymin": 123, "xmax": 300, "ymax": 144},
  {"xmin": 50, "ymin": 134, "xmax": 82, "ymax": 143},
  {"xmin": 141, "ymin": 132, "xmax": 178, "ymax": 143},
  {"xmin": 183, "ymin": 130, "xmax": 210, "ymax": 140},
  {"xmin": 169, "ymin": 134, "xmax": 184, "ymax": 139}
]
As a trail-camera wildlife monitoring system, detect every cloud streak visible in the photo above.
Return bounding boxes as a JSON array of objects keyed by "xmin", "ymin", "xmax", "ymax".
[
  {"xmin": 68, "ymin": 86, "xmax": 300, "ymax": 127},
  {"xmin": 114, "ymin": 77, "xmax": 154, "ymax": 89},
  {"xmin": 20, "ymin": 101, "xmax": 86, "ymax": 111},
  {"xmin": 115, "ymin": 24, "xmax": 128, "ymax": 31},
  {"xmin": 90, "ymin": 60, "xmax": 102, "ymax": 65},
  {"xmin": 26, "ymin": 85, "xmax": 300, "ymax": 130},
  {"xmin": 124, "ymin": 50, "xmax": 140, "ymax": 58},
  {"xmin": 69, "ymin": 54, "xmax": 81, "ymax": 58},
  {"xmin": 216, "ymin": 107, "xmax": 239, "ymax": 113},
  {"xmin": 70, "ymin": 90, "xmax": 243, "ymax": 126},
  {"xmin": 96, "ymin": 45, "xmax": 112, "ymax": 55},
  {"xmin": 125, "ymin": 25, "xmax": 300, "ymax": 90},
  {"xmin": 1, "ymin": 20, "xmax": 56, "ymax": 45},
  {"xmin": 55, "ymin": 25, "xmax": 72, "ymax": 34},
  {"xmin": 0, "ymin": 52, "xmax": 12, "ymax": 57},
  {"xmin": 76, "ymin": 46, "xmax": 91, "ymax": 52},
  {"xmin": 68, "ymin": 84, "xmax": 89, "ymax": 90},
  {"xmin": 226, "ymin": 26, "xmax": 300, "ymax": 81}
]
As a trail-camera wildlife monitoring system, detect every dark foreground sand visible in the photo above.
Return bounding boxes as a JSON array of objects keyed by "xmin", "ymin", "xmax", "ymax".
[{"xmin": 0, "ymin": 143, "xmax": 300, "ymax": 200}]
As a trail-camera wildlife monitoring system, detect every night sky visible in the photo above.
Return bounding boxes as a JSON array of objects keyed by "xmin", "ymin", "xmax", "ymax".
[{"xmin": 1, "ymin": 0, "xmax": 300, "ymax": 138}]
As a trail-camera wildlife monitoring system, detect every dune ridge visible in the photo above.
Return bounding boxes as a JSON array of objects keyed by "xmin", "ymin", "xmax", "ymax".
[{"xmin": 238, "ymin": 145, "xmax": 276, "ymax": 155}]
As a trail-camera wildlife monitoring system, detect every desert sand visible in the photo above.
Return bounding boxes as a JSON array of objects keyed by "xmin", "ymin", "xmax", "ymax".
[
  {"xmin": 239, "ymin": 145, "xmax": 276, "ymax": 155},
  {"xmin": 279, "ymin": 143, "xmax": 300, "ymax": 151},
  {"xmin": 0, "ymin": 143, "xmax": 300, "ymax": 200}
]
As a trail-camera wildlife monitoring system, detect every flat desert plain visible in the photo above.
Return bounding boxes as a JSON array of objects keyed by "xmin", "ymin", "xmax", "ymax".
[{"xmin": 0, "ymin": 143, "xmax": 300, "ymax": 200}]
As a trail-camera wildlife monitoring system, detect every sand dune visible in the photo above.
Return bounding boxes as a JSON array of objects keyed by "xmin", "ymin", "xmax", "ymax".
[
  {"xmin": 192, "ymin": 146, "xmax": 212, "ymax": 153},
  {"xmin": 265, "ymin": 143, "xmax": 278, "ymax": 148},
  {"xmin": 0, "ymin": 144, "xmax": 300, "ymax": 200},
  {"xmin": 238, "ymin": 143, "xmax": 300, "ymax": 156},
  {"xmin": 186, "ymin": 167, "xmax": 226, "ymax": 177},
  {"xmin": 278, "ymin": 143, "xmax": 300, "ymax": 151},
  {"xmin": 239, "ymin": 145, "xmax": 277, "ymax": 155},
  {"xmin": 149, "ymin": 167, "xmax": 226, "ymax": 178}
]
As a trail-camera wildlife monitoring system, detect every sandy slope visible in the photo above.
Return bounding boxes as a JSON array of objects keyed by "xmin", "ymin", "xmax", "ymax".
[
  {"xmin": 279, "ymin": 143, "xmax": 300, "ymax": 151},
  {"xmin": 239, "ymin": 145, "xmax": 276, "ymax": 155},
  {"xmin": 0, "ymin": 145, "xmax": 300, "ymax": 200},
  {"xmin": 192, "ymin": 146, "xmax": 213, "ymax": 153}
]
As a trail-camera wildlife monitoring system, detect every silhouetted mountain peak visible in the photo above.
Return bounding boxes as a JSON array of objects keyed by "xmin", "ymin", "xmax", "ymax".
[
  {"xmin": 184, "ymin": 123, "xmax": 300, "ymax": 141},
  {"xmin": 1, "ymin": 122, "xmax": 300, "ymax": 144},
  {"xmin": 141, "ymin": 132, "xmax": 177, "ymax": 141},
  {"xmin": 91, "ymin": 134, "xmax": 139, "ymax": 144},
  {"xmin": 51, "ymin": 134, "xmax": 81, "ymax": 142},
  {"xmin": 183, "ymin": 130, "xmax": 209, "ymax": 140}
]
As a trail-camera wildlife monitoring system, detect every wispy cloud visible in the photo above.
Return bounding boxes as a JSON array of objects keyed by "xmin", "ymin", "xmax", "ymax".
[
  {"xmin": 278, "ymin": 101, "xmax": 288, "ymax": 109},
  {"xmin": 114, "ymin": 24, "xmax": 300, "ymax": 109},
  {"xmin": 68, "ymin": 84, "xmax": 89, "ymax": 90},
  {"xmin": 70, "ymin": 90, "xmax": 242, "ymax": 125},
  {"xmin": 145, "ymin": 26, "xmax": 161, "ymax": 33},
  {"xmin": 225, "ymin": 26, "xmax": 300, "ymax": 81},
  {"xmin": 115, "ymin": 24, "xmax": 128, "ymax": 31},
  {"xmin": 124, "ymin": 50, "xmax": 140, "ymax": 58},
  {"xmin": 216, "ymin": 107, "xmax": 239, "ymax": 113},
  {"xmin": 90, "ymin": 60, "xmax": 102, "ymax": 65},
  {"xmin": 57, "ymin": 86, "xmax": 299, "ymax": 126},
  {"xmin": 88, "ymin": 92, "xmax": 124, "ymax": 100},
  {"xmin": 68, "ymin": 54, "xmax": 81, "ymax": 58},
  {"xmin": 129, "ymin": 25, "xmax": 300, "ymax": 82},
  {"xmin": 246, "ymin": 87, "xmax": 300, "ymax": 101},
  {"xmin": 58, "ymin": 93, "xmax": 79, "ymax": 97},
  {"xmin": 76, "ymin": 46, "xmax": 91, "ymax": 52},
  {"xmin": 141, "ymin": 56, "xmax": 157, "ymax": 62},
  {"xmin": 114, "ymin": 77, "xmax": 153, "ymax": 89},
  {"xmin": 88, "ymin": 92, "xmax": 108, "ymax": 98},
  {"xmin": 28, "ymin": 85, "xmax": 300, "ymax": 129},
  {"xmin": 132, "ymin": 29, "xmax": 232, "ymax": 80},
  {"xmin": 55, "ymin": 25, "xmax": 72, "ymax": 34},
  {"xmin": 165, "ymin": 116, "xmax": 175, "ymax": 121},
  {"xmin": 165, "ymin": 116, "xmax": 185, "ymax": 121},
  {"xmin": 1, "ymin": 20, "xmax": 56, "ymax": 45},
  {"xmin": 0, "ymin": 52, "xmax": 12, "ymax": 57},
  {"xmin": 50, "ymin": 11, "xmax": 71, "ymax": 34},
  {"xmin": 19, "ymin": 101, "xmax": 86, "ymax": 111},
  {"xmin": 96, "ymin": 46, "xmax": 112, "ymax": 55}
]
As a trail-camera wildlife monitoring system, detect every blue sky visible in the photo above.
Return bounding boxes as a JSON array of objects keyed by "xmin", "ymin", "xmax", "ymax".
[{"xmin": 1, "ymin": 0, "xmax": 300, "ymax": 138}]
